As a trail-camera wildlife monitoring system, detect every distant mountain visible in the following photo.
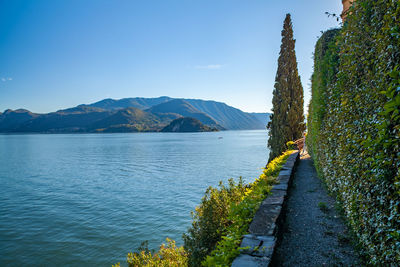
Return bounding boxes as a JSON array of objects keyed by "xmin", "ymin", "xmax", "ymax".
[
  {"xmin": 56, "ymin": 105, "xmax": 107, "ymax": 114},
  {"xmin": 184, "ymin": 99, "xmax": 264, "ymax": 130},
  {"xmin": 249, "ymin": 112, "xmax": 271, "ymax": 128},
  {"xmin": 91, "ymin": 97, "xmax": 265, "ymax": 130},
  {"xmin": 147, "ymin": 99, "xmax": 219, "ymax": 127},
  {"xmin": 89, "ymin": 96, "xmax": 172, "ymax": 110},
  {"xmin": 0, "ymin": 96, "xmax": 268, "ymax": 133},
  {"xmin": 161, "ymin": 117, "xmax": 217, "ymax": 132},
  {"xmin": 0, "ymin": 109, "xmax": 39, "ymax": 132},
  {"xmin": 14, "ymin": 107, "xmax": 113, "ymax": 133}
]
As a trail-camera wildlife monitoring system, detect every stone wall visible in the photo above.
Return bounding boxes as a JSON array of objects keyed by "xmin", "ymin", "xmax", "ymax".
[{"xmin": 231, "ymin": 151, "xmax": 299, "ymax": 266}]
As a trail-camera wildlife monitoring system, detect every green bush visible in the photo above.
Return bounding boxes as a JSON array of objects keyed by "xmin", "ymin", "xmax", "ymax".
[
  {"xmin": 307, "ymin": 0, "xmax": 400, "ymax": 264},
  {"xmin": 203, "ymin": 150, "xmax": 293, "ymax": 266},
  {"xmin": 113, "ymin": 238, "xmax": 188, "ymax": 267},
  {"xmin": 182, "ymin": 178, "xmax": 247, "ymax": 266}
]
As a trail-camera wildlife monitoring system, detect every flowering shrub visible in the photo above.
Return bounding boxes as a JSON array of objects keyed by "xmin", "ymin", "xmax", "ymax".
[{"xmin": 307, "ymin": 0, "xmax": 400, "ymax": 264}]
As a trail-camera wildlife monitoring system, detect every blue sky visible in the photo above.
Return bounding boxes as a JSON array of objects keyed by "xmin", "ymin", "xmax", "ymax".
[{"xmin": 0, "ymin": 0, "xmax": 342, "ymax": 113}]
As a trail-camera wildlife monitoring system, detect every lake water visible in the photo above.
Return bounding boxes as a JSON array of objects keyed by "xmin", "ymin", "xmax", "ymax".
[{"xmin": 0, "ymin": 130, "xmax": 269, "ymax": 266}]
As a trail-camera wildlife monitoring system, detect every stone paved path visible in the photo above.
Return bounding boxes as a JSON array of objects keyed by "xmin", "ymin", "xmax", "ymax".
[{"xmin": 272, "ymin": 154, "xmax": 360, "ymax": 266}]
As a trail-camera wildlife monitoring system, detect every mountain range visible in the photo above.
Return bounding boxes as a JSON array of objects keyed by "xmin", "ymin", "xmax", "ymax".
[{"xmin": 0, "ymin": 97, "xmax": 271, "ymax": 133}]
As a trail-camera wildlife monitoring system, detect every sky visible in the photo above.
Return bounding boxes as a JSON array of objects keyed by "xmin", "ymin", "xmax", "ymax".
[{"xmin": 0, "ymin": 0, "xmax": 342, "ymax": 114}]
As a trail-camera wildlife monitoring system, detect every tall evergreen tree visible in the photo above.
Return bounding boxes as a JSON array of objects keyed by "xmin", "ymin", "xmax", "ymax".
[{"xmin": 267, "ymin": 14, "xmax": 305, "ymax": 160}]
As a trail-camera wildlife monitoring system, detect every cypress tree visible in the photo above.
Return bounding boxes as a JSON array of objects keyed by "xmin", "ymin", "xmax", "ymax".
[{"xmin": 267, "ymin": 14, "xmax": 305, "ymax": 160}]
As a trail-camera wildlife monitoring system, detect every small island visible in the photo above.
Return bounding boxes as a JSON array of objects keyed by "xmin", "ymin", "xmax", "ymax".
[{"xmin": 161, "ymin": 117, "xmax": 219, "ymax": 132}]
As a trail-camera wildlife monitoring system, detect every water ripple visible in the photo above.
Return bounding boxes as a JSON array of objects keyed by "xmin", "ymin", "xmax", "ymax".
[{"xmin": 0, "ymin": 131, "xmax": 268, "ymax": 266}]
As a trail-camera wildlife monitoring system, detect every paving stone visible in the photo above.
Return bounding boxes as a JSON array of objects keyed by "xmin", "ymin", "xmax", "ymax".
[
  {"xmin": 271, "ymin": 187, "xmax": 288, "ymax": 198},
  {"xmin": 277, "ymin": 174, "xmax": 290, "ymax": 184},
  {"xmin": 243, "ymin": 234, "xmax": 256, "ymax": 239},
  {"xmin": 279, "ymin": 169, "xmax": 292, "ymax": 176},
  {"xmin": 240, "ymin": 237, "xmax": 262, "ymax": 254},
  {"xmin": 291, "ymin": 154, "xmax": 299, "ymax": 162},
  {"xmin": 278, "ymin": 174, "xmax": 291, "ymax": 180},
  {"xmin": 256, "ymin": 235, "xmax": 275, "ymax": 243},
  {"xmin": 249, "ymin": 204, "xmax": 281, "ymax": 236},
  {"xmin": 262, "ymin": 192, "xmax": 284, "ymax": 205},
  {"xmin": 253, "ymin": 236, "xmax": 275, "ymax": 258},
  {"xmin": 285, "ymin": 157, "xmax": 297, "ymax": 165},
  {"xmin": 231, "ymin": 254, "xmax": 270, "ymax": 267},
  {"xmin": 283, "ymin": 160, "xmax": 295, "ymax": 169},
  {"xmin": 272, "ymin": 183, "xmax": 288, "ymax": 191}
]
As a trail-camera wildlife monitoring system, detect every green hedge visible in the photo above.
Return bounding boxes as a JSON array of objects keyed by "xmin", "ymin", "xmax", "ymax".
[{"xmin": 307, "ymin": 0, "xmax": 400, "ymax": 264}]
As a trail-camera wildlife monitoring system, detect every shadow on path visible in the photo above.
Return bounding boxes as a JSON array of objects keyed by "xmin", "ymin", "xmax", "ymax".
[{"xmin": 272, "ymin": 154, "xmax": 360, "ymax": 266}]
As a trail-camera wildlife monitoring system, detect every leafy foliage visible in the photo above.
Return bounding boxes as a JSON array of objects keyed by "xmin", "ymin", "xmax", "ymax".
[
  {"xmin": 268, "ymin": 14, "xmax": 305, "ymax": 160},
  {"xmin": 114, "ymin": 239, "xmax": 188, "ymax": 267},
  {"xmin": 203, "ymin": 151, "xmax": 293, "ymax": 266},
  {"xmin": 183, "ymin": 178, "xmax": 247, "ymax": 266},
  {"xmin": 126, "ymin": 238, "xmax": 188, "ymax": 267},
  {"xmin": 307, "ymin": 0, "xmax": 400, "ymax": 264}
]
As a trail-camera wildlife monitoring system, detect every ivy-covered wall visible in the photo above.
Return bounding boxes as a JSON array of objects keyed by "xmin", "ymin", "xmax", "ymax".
[{"xmin": 307, "ymin": 0, "xmax": 400, "ymax": 264}]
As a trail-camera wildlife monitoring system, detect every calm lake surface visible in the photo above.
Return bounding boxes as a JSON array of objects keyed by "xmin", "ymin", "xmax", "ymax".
[{"xmin": 0, "ymin": 130, "xmax": 269, "ymax": 266}]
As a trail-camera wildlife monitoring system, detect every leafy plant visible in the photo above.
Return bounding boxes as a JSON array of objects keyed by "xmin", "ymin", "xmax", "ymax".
[
  {"xmin": 203, "ymin": 150, "xmax": 293, "ymax": 266},
  {"xmin": 125, "ymin": 238, "xmax": 188, "ymax": 267},
  {"xmin": 182, "ymin": 178, "xmax": 247, "ymax": 266}
]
